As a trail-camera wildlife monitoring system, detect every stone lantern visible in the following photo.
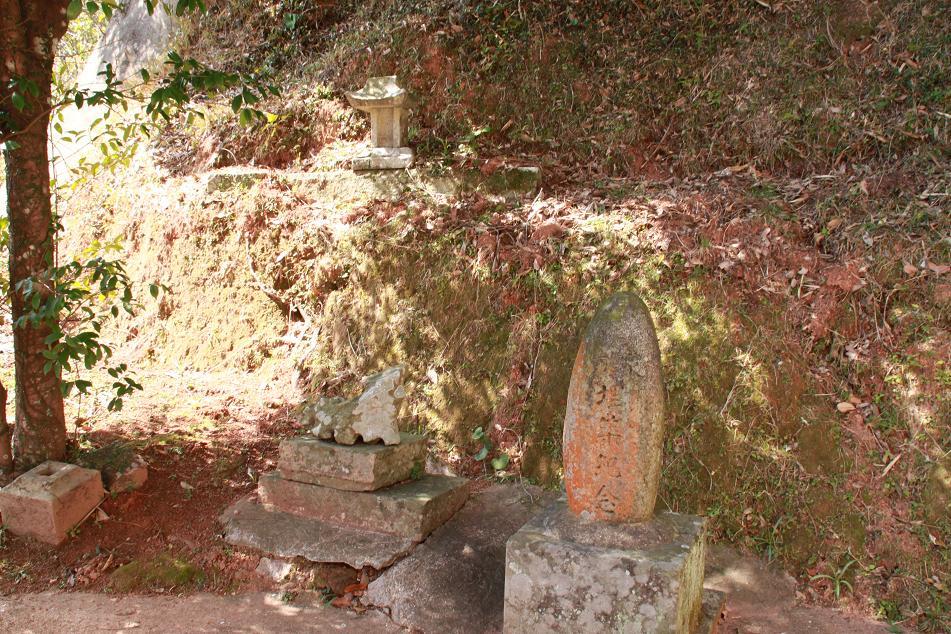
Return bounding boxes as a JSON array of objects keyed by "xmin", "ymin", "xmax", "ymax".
[{"xmin": 345, "ymin": 76, "xmax": 414, "ymax": 170}]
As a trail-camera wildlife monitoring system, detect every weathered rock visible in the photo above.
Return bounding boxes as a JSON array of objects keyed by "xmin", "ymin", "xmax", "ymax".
[
  {"xmin": 563, "ymin": 292, "xmax": 665, "ymax": 522},
  {"xmin": 366, "ymin": 484, "xmax": 558, "ymax": 634},
  {"xmin": 110, "ymin": 454, "xmax": 148, "ymax": 493},
  {"xmin": 259, "ymin": 471, "xmax": 468, "ymax": 541},
  {"xmin": 220, "ymin": 498, "xmax": 416, "ymax": 569},
  {"xmin": 279, "ymin": 432, "xmax": 426, "ymax": 491},
  {"xmin": 303, "ymin": 366, "xmax": 406, "ymax": 446},
  {"xmin": 504, "ymin": 499, "xmax": 706, "ymax": 634},
  {"xmin": 255, "ymin": 557, "xmax": 293, "ymax": 583},
  {"xmin": 77, "ymin": 444, "xmax": 148, "ymax": 493},
  {"xmin": 351, "ymin": 147, "xmax": 414, "ymax": 170},
  {"xmin": 0, "ymin": 462, "xmax": 105, "ymax": 545}
]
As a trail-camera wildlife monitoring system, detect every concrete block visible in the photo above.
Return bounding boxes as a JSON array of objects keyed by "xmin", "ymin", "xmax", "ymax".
[
  {"xmin": 0, "ymin": 461, "xmax": 105, "ymax": 545},
  {"xmin": 504, "ymin": 499, "xmax": 706, "ymax": 634},
  {"xmin": 259, "ymin": 472, "xmax": 468, "ymax": 541},
  {"xmin": 278, "ymin": 432, "xmax": 426, "ymax": 491}
]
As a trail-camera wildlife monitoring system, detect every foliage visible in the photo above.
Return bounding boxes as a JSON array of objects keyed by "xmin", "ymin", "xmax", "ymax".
[{"xmin": 0, "ymin": 0, "xmax": 279, "ymax": 419}]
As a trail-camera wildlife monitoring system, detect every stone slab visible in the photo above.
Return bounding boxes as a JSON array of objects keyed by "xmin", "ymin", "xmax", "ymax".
[
  {"xmin": 352, "ymin": 147, "xmax": 415, "ymax": 170},
  {"xmin": 279, "ymin": 432, "xmax": 426, "ymax": 491},
  {"xmin": 366, "ymin": 484, "xmax": 558, "ymax": 633},
  {"xmin": 259, "ymin": 472, "xmax": 469, "ymax": 541},
  {"xmin": 0, "ymin": 591, "xmax": 402, "ymax": 633},
  {"xmin": 0, "ymin": 461, "xmax": 105, "ymax": 545},
  {"xmin": 699, "ymin": 589, "xmax": 726, "ymax": 634},
  {"xmin": 220, "ymin": 498, "xmax": 416, "ymax": 569},
  {"xmin": 503, "ymin": 499, "xmax": 706, "ymax": 634}
]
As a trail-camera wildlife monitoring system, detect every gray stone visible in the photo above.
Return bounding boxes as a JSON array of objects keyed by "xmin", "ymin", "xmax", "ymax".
[
  {"xmin": 220, "ymin": 498, "xmax": 416, "ymax": 569},
  {"xmin": 346, "ymin": 76, "xmax": 414, "ymax": 171},
  {"xmin": 278, "ymin": 432, "xmax": 426, "ymax": 492},
  {"xmin": 0, "ymin": 462, "xmax": 105, "ymax": 545},
  {"xmin": 503, "ymin": 499, "xmax": 706, "ymax": 634},
  {"xmin": 345, "ymin": 76, "xmax": 410, "ymax": 148},
  {"xmin": 366, "ymin": 484, "xmax": 558, "ymax": 634},
  {"xmin": 259, "ymin": 472, "xmax": 468, "ymax": 541},
  {"xmin": 303, "ymin": 366, "xmax": 406, "ymax": 446},
  {"xmin": 109, "ymin": 454, "xmax": 148, "ymax": 493},
  {"xmin": 563, "ymin": 291, "xmax": 665, "ymax": 522},
  {"xmin": 255, "ymin": 557, "xmax": 294, "ymax": 582},
  {"xmin": 351, "ymin": 147, "xmax": 414, "ymax": 171}
]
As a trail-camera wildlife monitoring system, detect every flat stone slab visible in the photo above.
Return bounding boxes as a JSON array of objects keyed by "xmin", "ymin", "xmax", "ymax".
[
  {"xmin": 259, "ymin": 472, "xmax": 469, "ymax": 541},
  {"xmin": 352, "ymin": 147, "xmax": 414, "ymax": 170},
  {"xmin": 0, "ymin": 461, "xmax": 104, "ymax": 545},
  {"xmin": 503, "ymin": 499, "xmax": 706, "ymax": 634},
  {"xmin": 220, "ymin": 498, "xmax": 416, "ymax": 569},
  {"xmin": 0, "ymin": 591, "xmax": 402, "ymax": 633},
  {"xmin": 279, "ymin": 432, "xmax": 426, "ymax": 491},
  {"xmin": 366, "ymin": 483, "xmax": 558, "ymax": 633}
]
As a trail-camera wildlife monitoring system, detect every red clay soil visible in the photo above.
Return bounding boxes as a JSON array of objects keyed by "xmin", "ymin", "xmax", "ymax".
[{"xmin": 0, "ymin": 404, "xmax": 296, "ymax": 596}]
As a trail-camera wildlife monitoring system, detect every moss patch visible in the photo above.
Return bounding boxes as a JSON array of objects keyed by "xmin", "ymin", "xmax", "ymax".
[{"xmin": 110, "ymin": 554, "xmax": 205, "ymax": 593}]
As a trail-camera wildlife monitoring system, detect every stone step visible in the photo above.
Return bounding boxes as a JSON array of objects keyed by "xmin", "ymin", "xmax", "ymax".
[
  {"xmin": 279, "ymin": 432, "xmax": 426, "ymax": 492},
  {"xmin": 220, "ymin": 498, "xmax": 415, "ymax": 570},
  {"xmin": 259, "ymin": 472, "xmax": 469, "ymax": 542}
]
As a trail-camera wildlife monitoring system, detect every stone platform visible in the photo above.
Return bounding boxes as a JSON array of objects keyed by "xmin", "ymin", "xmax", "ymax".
[
  {"xmin": 221, "ymin": 498, "xmax": 417, "ymax": 569},
  {"xmin": 503, "ymin": 499, "xmax": 707, "ymax": 633},
  {"xmin": 259, "ymin": 471, "xmax": 469, "ymax": 541},
  {"xmin": 221, "ymin": 429, "xmax": 469, "ymax": 570}
]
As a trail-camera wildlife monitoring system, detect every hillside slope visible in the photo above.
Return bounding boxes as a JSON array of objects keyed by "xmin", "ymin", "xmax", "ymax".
[{"xmin": 45, "ymin": 0, "xmax": 950, "ymax": 630}]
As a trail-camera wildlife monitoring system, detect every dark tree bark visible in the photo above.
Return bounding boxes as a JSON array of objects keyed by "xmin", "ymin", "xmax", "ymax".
[
  {"xmin": 1, "ymin": 0, "xmax": 71, "ymax": 470},
  {"xmin": 0, "ymin": 383, "xmax": 11, "ymax": 473}
]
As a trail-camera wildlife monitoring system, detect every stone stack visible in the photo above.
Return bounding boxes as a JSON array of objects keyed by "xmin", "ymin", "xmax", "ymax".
[{"xmin": 221, "ymin": 367, "xmax": 469, "ymax": 570}]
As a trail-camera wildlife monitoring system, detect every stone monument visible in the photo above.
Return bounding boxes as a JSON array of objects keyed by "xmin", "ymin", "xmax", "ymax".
[
  {"xmin": 345, "ymin": 76, "xmax": 414, "ymax": 170},
  {"xmin": 503, "ymin": 293, "xmax": 719, "ymax": 633},
  {"xmin": 220, "ymin": 366, "xmax": 469, "ymax": 570}
]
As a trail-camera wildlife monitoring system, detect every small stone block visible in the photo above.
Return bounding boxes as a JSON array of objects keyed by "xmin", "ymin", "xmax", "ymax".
[
  {"xmin": 108, "ymin": 454, "xmax": 148, "ymax": 493},
  {"xmin": 259, "ymin": 472, "xmax": 469, "ymax": 541},
  {"xmin": 0, "ymin": 461, "xmax": 105, "ymax": 546},
  {"xmin": 352, "ymin": 147, "xmax": 414, "ymax": 170},
  {"xmin": 503, "ymin": 499, "xmax": 706, "ymax": 634},
  {"xmin": 279, "ymin": 432, "xmax": 426, "ymax": 491}
]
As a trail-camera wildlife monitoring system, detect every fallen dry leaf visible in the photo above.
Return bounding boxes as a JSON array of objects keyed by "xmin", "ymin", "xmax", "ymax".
[{"xmin": 837, "ymin": 402, "xmax": 856, "ymax": 413}]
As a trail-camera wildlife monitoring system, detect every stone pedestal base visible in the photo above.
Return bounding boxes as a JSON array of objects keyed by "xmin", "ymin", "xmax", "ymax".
[
  {"xmin": 352, "ymin": 147, "xmax": 414, "ymax": 171},
  {"xmin": 0, "ymin": 461, "xmax": 105, "ymax": 545},
  {"xmin": 259, "ymin": 471, "xmax": 469, "ymax": 541},
  {"xmin": 504, "ymin": 499, "xmax": 706, "ymax": 634},
  {"xmin": 221, "ymin": 471, "xmax": 468, "ymax": 569}
]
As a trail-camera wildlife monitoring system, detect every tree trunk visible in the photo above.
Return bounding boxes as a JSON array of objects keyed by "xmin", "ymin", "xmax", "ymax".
[
  {"xmin": 1, "ymin": 1, "xmax": 71, "ymax": 470},
  {"xmin": 0, "ymin": 383, "xmax": 11, "ymax": 473}
]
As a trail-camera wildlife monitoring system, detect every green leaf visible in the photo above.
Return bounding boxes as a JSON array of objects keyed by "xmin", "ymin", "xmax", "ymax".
[
  {"xmin": 471, "ymin": 426, "xmax": 485, "ymax": 441},
  {"xmin": 11, "ymin": 92, "xmax": 25, "ymax": 111},
  {"xmin": 149, "ymin": 283, "xmax": 159, "ymax": 298},
  {"xmin": 67, "ymin": 0, "xmax": 83, "ymax": 20},
  {"xmin": 491, "ymin": 454, "xmax": 510, "ymax": 471},
  {"xmin": 473, "ymin": 447, "xmax": 489, "ymax": 461},
  {"xmin": 230, "ymin": 93, "xmax": 242, "ymax": 113}
]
